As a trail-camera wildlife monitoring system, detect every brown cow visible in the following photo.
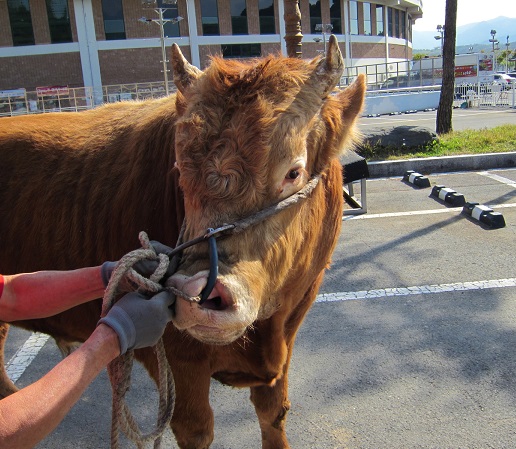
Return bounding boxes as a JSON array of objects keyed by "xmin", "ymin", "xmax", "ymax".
[{"xmin": 0, "ymin": 36, "xmax": 365, "ymax": 448}]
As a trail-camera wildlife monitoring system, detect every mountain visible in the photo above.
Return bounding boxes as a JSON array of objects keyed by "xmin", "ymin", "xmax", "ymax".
[{"xmin": 412, "ymin": 16, "xmax": 516, "ymax": 53}]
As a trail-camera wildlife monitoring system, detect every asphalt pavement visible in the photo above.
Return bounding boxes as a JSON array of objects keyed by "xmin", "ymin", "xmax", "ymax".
[{"xmin": 4, "ymin": 108, "xmax": 516, "ymax": 449}]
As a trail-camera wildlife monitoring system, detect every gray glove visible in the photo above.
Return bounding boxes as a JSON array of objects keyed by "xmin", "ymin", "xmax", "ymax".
[
  {"xmin": 100, "ymin": 241, "xmax": 175, "ymax": 290},
  {"xmin": 98, "ymin": 291, "xmax": 174, "ymax": 354}
]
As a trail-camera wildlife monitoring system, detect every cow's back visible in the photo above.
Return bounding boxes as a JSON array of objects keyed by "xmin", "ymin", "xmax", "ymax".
[{"xmin": 0, "ymin": 98, "xmax": 184, "ymax": 341}]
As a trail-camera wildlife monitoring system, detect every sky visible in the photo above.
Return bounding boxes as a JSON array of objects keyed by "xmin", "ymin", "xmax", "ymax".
[{"xmin": 412, "ymin": 0, "xmax": 516, "ymax": 31}]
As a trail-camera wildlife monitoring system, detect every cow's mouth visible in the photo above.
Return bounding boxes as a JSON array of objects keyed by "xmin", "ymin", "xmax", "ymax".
[
  {"xmin": 167, "ymin": 272, "xmax": 257, "ymax": 345},
  {"xmin": 199, "ymin": 294, "xmax": 231, "ymax": 311}
]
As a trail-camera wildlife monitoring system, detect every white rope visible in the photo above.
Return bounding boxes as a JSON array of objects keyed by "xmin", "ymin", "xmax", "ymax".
[{"xmin": 101, "ymin": 231, "xmax": 175, "ymax": 449}]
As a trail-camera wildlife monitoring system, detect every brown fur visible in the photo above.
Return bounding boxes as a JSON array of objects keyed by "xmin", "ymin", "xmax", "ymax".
[{"xmin": 0, "ymin": 47, "xmax": 365, "ymax": 448}]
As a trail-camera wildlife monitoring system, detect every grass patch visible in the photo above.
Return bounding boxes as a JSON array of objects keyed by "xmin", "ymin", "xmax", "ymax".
[{"xmin": 359, "ymin": 124, "xmax": 516, "ymax": 161}]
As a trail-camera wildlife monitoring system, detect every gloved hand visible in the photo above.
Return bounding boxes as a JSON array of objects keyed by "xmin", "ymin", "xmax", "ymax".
[
  {"xmin": 98, "ymin": 290, "xmax": 175, "ymax": 354},
  {"xmin": 100, "ymin": 241, "xmax": 175, "ymax": 291}
]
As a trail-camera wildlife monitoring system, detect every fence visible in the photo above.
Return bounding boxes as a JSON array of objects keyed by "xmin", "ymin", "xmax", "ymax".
[
  {"xmin": 1, "ymin": 72, "xmax": 514, "ymax": 118},
  {"xmin": 0, "ymin": 81, "xmax": 175, "ymax": 118}
]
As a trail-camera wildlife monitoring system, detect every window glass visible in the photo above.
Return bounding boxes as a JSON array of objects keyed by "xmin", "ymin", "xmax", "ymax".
[
  {"xmin": 376, "ymin": 5, "xmax": 384, "ymax": 36},
  {"xmin": 363, "ymin": 2, "xmax": 371, "ymax": 36},
  {"xmin": 102, "ymin": 0, "xmax": 126, "ymax": 40},
  {"xmin": 7, "ymin": 0, "xmax": 35, "ymax": 46},
  {"xmin": 163, "ymin": 4, "xmax": 181, "ymax": 38},
  {"xmin": 258, "ymin": 0, "xmax": 275, "ymax": 35},
  {"xmin": 46, "ymin": 0, "xmax": 73, "ymax": 43},
  {"xmin": 309, "ymin": 0, "xmax": 322, "ymax": 34},
  {"xmin": 231, "ymin": 0, "xmax": 248, "ymax": 35},
  {"xmin": 200, "ymin": 0, "xmax": 220, "ymax": 36},
  {"xmin": 349, "ymin": 1, "xmax": 358, "ymax": 35},
  {"xmin": 329, "ymin": 0, "xmax": 341, "ymax": 34},
  {"xmin": 401, "ymin": 10, "xmax": 406, "ymax": 39},
  {"xmin": 387, "ymin": 7, "xmax": 393, "ymax": 37},
  {"xmin": 222, "ymin": 43, "xmax": 261, "ymax": 58},
  {"xmin": 395, "ymin": 8, "xmax": 400, "ymax": 38}
]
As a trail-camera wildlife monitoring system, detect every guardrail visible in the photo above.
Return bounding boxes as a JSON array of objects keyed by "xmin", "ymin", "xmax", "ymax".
[{"xmin": 1, "ymin": 77, "xmax": 514, "ymax": 118}]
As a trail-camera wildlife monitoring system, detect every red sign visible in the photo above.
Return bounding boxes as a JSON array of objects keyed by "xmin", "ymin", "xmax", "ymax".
[
  {"xmin": 36, "ymin": 86, "xmax": 69, "ymax": 96},
  {"xmin": 434, "ymin": 65, "xmax": 478, "ymax": 78}
]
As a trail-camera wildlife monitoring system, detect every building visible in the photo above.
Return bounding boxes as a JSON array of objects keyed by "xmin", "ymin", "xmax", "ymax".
[{"xmin": 0, "ymin": 0, "xmax": 423, "ymax": 102}]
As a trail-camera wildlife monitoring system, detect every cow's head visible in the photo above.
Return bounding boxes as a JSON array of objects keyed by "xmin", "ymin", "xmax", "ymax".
[{"xmin": 167, "ymin": 37, "xmax": 365, "ymax": 345}]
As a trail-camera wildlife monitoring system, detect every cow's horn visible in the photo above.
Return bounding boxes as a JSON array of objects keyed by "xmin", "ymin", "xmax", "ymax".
[
  {"xmin": 171, "ymin": 43, "xmax": 202, "ymax": 93},
  {"xmin": 312, "ymin": 35, "xmax": 344, "ymax": 98}
]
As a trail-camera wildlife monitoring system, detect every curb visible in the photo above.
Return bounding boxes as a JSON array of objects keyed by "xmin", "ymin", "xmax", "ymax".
[{"xmin": 367, "ymin": 152, "xmax": 516, "ymax": 178}]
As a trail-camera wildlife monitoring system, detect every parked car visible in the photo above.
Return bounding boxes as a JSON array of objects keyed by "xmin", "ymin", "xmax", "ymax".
[{"xmin": 493, "ymin": 73, "xmax": 514, "ymax": 88}]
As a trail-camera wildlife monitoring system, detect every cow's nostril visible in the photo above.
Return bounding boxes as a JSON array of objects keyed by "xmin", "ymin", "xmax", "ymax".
[{"xmin": 200, "ymin": 296, "xmax": 229, "ymax": 311}]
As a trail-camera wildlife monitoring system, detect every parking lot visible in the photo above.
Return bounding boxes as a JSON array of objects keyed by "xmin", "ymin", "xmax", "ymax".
[{"xmin": 4, "ymin": 164, "xmax": 516, "ymax": 448}]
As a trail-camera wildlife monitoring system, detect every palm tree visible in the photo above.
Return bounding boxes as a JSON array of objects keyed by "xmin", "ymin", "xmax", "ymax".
[
  {"xmin": 284, "ymin": 0, "xmax": 303, "ymax": 58},
  {"xmin": 436, "ymin": 0, "xmax": 458, "ymax": 135}
]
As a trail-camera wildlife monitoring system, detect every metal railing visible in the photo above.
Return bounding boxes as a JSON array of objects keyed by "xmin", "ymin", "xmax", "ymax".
[{"xmin": 0, "ymin": 81, "xmax": 175, "ymax": 118}]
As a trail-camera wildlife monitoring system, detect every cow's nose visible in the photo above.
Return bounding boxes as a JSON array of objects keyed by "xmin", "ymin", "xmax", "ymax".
[{"xmin": 199, "ymin": 280, "xmax": 233, "ymax": 311}]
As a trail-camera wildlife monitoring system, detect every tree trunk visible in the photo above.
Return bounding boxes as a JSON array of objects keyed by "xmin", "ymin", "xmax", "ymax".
[
  {"xmin": 283, "ymin": 0, "xmax": 303, "ymax": 58},
  {"xmin": 436, "ymin": 0, "xmax": 458, "ymax": 135}
]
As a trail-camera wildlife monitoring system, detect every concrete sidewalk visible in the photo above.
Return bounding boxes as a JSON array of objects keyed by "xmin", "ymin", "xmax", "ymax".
[{"xmin": 368, "ymin": 151, "xmax": 516, "ymax": 178}]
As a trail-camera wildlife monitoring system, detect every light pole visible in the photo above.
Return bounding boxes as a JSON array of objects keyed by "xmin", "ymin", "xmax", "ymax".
[
  {"xmin": 139, "ymin": 0, "xmax": 183, "ymax": 96},
  {"xmin": 488, "ymin": 29, "xmax": 499, "ymax": 72},
  {"xmin": 315, "ymin": 23, "xmax": 333, "ymax": 56},
  {"xmin": 506, "ymin": 35, "xmax": 510, "ymax": 72},
  {"xmin": 434, "ymin": 24, "xmax": 444, "ymax": 57}
]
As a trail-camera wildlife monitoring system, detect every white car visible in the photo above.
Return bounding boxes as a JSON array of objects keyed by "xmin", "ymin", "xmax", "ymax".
[{"xmin": 493, "ymin": 73, "xmax": 514, "ymax": 87}]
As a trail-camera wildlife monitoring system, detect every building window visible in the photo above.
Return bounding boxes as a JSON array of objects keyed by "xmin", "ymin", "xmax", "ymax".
[
  {"xmin": 401, "ymin": 10, "xmax": 406, "ymax": 39},
  {"xmin": 163, "ymin": 3, "xmax": 181, "ymax": 38},
  {"xmin": 222, "ymin": 43, "xmax": 261, "ymax": 58},
  {"xmin": 102, "ymin": 0, "xmax": 126, "ymax": 40},
  {"xmin": 309, "ymin": 0, "xmax": 322, "ymax": 34},
  {"xmin": 7, "ymin": 0, "xmax": 35, "ymax": 46},
  {"xmin": 231, "ymin": 0, "xmax": 248, "ymax": 35},
  {"xmin": 376, "ymin": 4, "xmax": 384, "ymax": 36},
  {"xmin": 349, "ymin": 1, "xmax": 358, "ymax": 35},
  {"xmin": 329, "ymin": 0, "xmax": 341, "ymax": 34},
  {"xmin": 258, "ymin": 0, "xmax": 275, "ymax": 35},
  {"xmin": 46, "ymin": 0, "xmax": 72, "ymax": 43},
  {"xmin": 387, "ymin": 7, "xmax": 393, "ymax": 37},
  {"xmin": 395, "ymin": 8, "xmax": 400, "ymax": 38},
  {"xmin": 200, "ymin": 0, "xmax": 219, "ymax": 35},
  {"xmin": 363, "ymin": 2, "xmax": 371, "ymax": 36}
]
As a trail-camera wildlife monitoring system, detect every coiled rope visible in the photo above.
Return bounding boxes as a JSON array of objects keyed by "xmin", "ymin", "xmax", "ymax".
[{"xmin": 100, "ymin": 232, "xmax": 176, "ymax": 449}]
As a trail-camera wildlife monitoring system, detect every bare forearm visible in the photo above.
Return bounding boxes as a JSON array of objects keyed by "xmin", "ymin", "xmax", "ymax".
[
  {"xmin": 0, "ymin": 324, "xmax": 119, "ymax": 448},
  {"xmin": 1, "ymin": 266, "xmax": 105, "ymax": 321}
]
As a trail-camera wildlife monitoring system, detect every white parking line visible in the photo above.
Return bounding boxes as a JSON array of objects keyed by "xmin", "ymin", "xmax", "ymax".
[
  {"xmin": 344, "ymin": 202, "xmax": 516, "ymax": 220},
  {"xmin": 6, "ymin": 332, "xmax": 50, "ymax": 383},
  {"xmin": 9, "ymin": 276, "xmax": 516, "ymax": 383},
  {"xmin": 316, "ymin": 278, "xmax": 516, "ymax": 303},
  {"xmin": 478, "ymin": 171, "xmax": 516, "ymax": 188}
]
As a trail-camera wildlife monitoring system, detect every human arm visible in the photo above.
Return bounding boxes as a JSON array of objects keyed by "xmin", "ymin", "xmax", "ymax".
[
  {"xmin": 0, "ymin": 323, "xmax": 120, "ymax": 449},
  {"xmin": 0, "ymin": 266, "xmax": 105, "ymax": 322},
  {"xmin": 0, "ymin": 289, "xmax": 174, "ymax": 448}
]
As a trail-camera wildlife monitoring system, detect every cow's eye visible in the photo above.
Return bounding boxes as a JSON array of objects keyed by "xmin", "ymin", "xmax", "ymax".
[{"xmin": 287, "ymin": 169, "xmax": 299, "ymax": 180}]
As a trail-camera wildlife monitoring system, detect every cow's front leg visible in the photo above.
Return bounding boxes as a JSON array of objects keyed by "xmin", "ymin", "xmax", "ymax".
[
  {"xmin": 250, "ymin": 374, "xmax": 291, "ymax": 449},
  {"xmin": 0, "ymin": 323, "xmax": 18, "ymax": 399},
  {"xmin": 170, "ymin": 362, "xmax": 214, "ymax": 449}
]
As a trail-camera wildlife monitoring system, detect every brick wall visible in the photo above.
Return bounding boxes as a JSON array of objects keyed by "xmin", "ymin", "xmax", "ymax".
[
  {"xmin": 0, "ymin": 2, "xmax": 13, "ymax": 47},
  {"xmin": 0, "ymin": 53, "xmax": 83, "ymax": 91}
]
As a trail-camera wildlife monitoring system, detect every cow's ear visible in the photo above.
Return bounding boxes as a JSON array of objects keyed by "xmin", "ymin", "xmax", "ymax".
[
  {"xmin": 335, "ymin": 74, "xmax": 366, "ymax": 129},
  {"xmin": 171, "ymin": 44, "xmax": 202, "ymax": 93},
  {"xmin": 311, "ymin": 74, "xmax": 366, "ymax": 174},
  {"xmin": 310, "ymin": 35, "xmax": 344, "ymax": 98}
]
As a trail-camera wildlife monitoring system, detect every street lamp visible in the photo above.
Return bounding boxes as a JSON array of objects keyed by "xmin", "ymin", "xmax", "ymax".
[
  {"xmin": 505, "ymin": 35, "xmax": 510, "ymax": 72},
  {"xmin": 434, "ymin": 24, "xmax": 444, "ymax": 57},
  {"xmin": 489, "ymin": 29, "xmax": 498, "ymax": 72},
  {"xmin": 315, "ymin": 23, "xmax": 333, "ymax": 56},
  {"xmin": 489, "ymin": 29, "xmax": 498, "ymax": 52},
  {"xmin": 140, "ymin": 0, "xmax": 183, "ymax": 96}
]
